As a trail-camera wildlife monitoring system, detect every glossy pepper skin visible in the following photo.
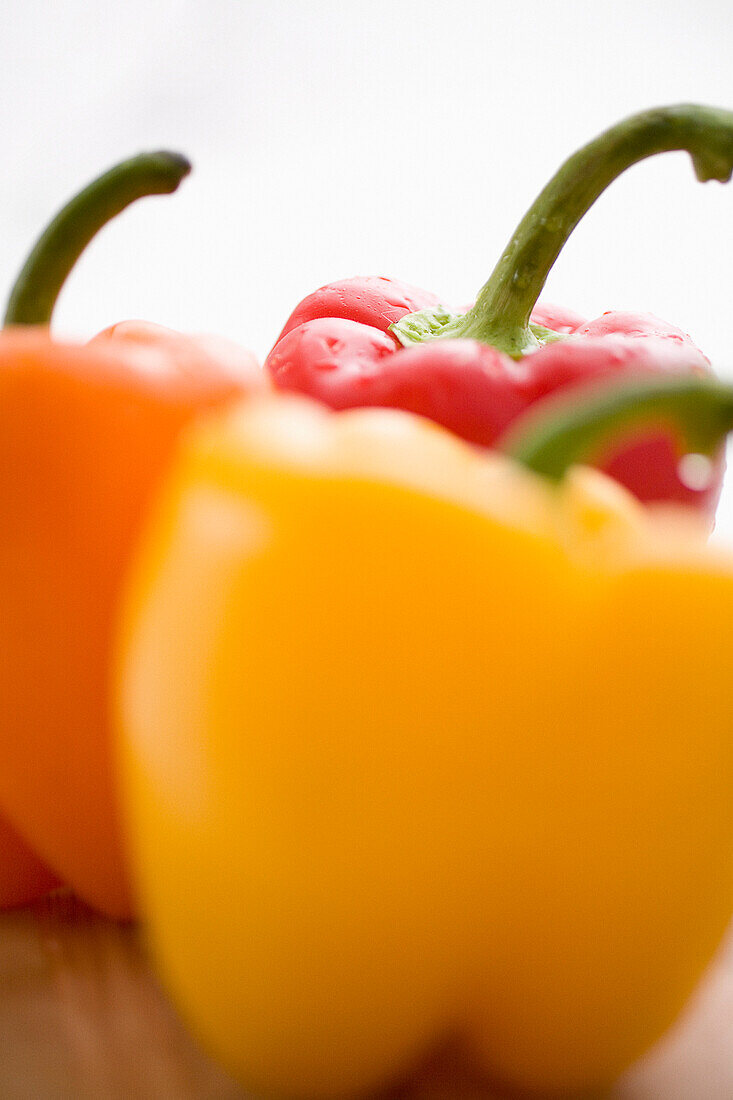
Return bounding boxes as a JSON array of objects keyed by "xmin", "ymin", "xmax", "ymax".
[
  {"xmin": 0, "ymin": 155, "xmax": 260, "ymax": 917},
  {"xmin": 266, "ymin": 105, "xmax": 733, "ymax": 518},
  {"xmin": 118, "ymin": 381, "xmax": 733, "ymax": 1099}
]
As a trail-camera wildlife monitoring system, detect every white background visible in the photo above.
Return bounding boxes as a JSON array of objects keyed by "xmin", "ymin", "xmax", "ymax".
[{"xmin": 3, "ymin": 0, "xmax": 733, "ymax": 534}]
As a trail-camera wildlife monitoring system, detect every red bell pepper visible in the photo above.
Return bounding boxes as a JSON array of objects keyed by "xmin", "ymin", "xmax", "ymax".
[{"xmin": 265, "ymin": 105, "xmax": 733, "ymax": 519}]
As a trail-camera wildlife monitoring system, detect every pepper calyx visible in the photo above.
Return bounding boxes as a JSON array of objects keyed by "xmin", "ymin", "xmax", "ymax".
[
  {"xmin": 390, "ymin": 306, "xmax": 564, "ymax": 354},
  {"xmin": 390, "ymin": 304, "xmax": 457, "ymax": 347}
]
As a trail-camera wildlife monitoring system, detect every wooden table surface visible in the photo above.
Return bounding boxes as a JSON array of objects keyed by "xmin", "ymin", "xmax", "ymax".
[{"xmin": 1, "ymin": 893, "xmax": 732, "ymax": 1099}]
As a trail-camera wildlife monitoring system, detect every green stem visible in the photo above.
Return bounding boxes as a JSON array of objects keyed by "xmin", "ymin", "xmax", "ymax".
[
  {"xmin": 4, "ymin": 151, "xmax": 191, "ymax": 327},
  {"xmin": 391, "ymin": 105, "xmax": 733, "ymax": 357},
  {"xmin": 504, "ymin": 375, "xmax": 733, "ymax": 482}
]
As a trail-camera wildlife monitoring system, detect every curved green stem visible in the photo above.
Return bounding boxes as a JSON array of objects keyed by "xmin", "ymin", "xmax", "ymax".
[
  {"xmin": 504, "ymin": 375, "xmax": 733, "ymax": 481},
  {"xmin": 4, "ymin": 151, "xmax": 191, "ymax": 327},
  {"xmin": 392, "ymin": 105, "xmax": 733, "ymax": 357}
]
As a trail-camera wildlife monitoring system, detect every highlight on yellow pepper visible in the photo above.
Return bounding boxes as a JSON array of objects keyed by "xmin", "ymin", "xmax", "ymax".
[{"xmin": 117, "ymin": 370, "xmax": 733, "ymax": 1098}]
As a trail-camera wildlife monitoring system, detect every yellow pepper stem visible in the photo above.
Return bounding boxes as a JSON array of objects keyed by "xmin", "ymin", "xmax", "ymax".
[{"xmin": 504, "ymin": 375, "xmax": 733, "ymax": 481}]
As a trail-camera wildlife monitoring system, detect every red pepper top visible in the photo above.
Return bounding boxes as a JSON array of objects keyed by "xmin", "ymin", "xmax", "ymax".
[
  {"xmin": 266, "ymin": 105, "xmax": 733, "ymax": 520},
  {"xmin": 267, "ymin": 282, "xmax": 717, "ymax": 512}
]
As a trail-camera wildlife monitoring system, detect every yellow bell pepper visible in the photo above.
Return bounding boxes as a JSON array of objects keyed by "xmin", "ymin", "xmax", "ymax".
[{"xmin": 117, "ymin": 377, "xmax": 733, "ymax": 1098}]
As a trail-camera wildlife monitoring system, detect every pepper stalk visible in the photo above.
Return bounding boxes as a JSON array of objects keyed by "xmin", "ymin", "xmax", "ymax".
[
  {"xmin": 505, "ymin": 374, "xmax": 733, "ymax": 484},
  {"xmin": 392, "ymin": 105, "xmax": 733, "ymax": 358},
  {"xmin": 4, "ymin": 151, "xmax": 191, "ymax": 328}
]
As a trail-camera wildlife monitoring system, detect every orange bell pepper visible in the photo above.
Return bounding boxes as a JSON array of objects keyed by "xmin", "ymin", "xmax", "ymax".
[{"xmin": 0, "ymin": 153, "xmax": 261, "ymax": 917}]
